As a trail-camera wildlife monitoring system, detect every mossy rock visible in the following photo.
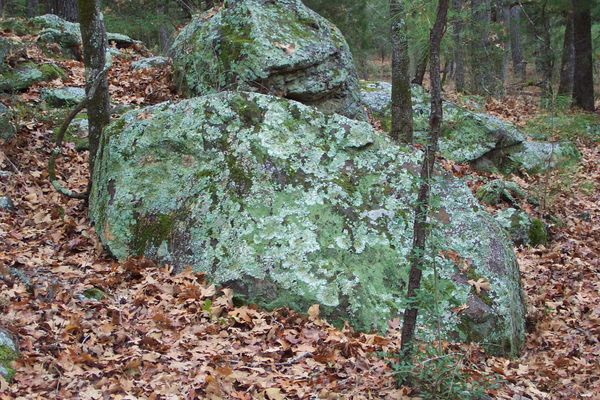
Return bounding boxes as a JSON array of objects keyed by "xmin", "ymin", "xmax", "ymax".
[
  {"xmin": 41, "ymin": 87, "xmax": 85, "ymax": 107},
  {"xmin": 0, "ymin": 329, "xmax": 18, "ymax": 382},
  {"xmin": 528, "ymin": 219, "xmax": 548, "ymax": 247},
  {"xmin": 0, "ymin": 62, "xmax": 65, "ymax": 93},
  {"xmin": 359, "ymin": 81, "xmax": 578, "ymax": 174},
  {"xmin": 169, "ymin": 0, "xmax": 366, "ymax": 120},
  {"xmin": 0, "ymin": 103, "xmax": 16, "ymax": 143},
  {"xmin": 90, "ymin": 91, "xmax": 525, "ymax": 356},
  {"xmin": 494, "ymin": 208, "xmax": 532, "ymax": 245},
  {"xmin": 476, "ymin": 179, "xmax": 526, "ymax": 206}
]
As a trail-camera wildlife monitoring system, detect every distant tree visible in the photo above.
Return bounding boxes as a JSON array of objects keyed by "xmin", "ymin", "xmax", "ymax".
[
  {"xmin": 27, "ymin": 0, "xmax": 39, "ymax": 17},
  {"xmin": 558, "ymin": 11, "xmax": 575, "ymax": 97},
  {"xmin": 571, "ymin": 0, "xmax": 594, "ymax": 111},
  {"xmin": 390, "ymin": 0, "xmax": 413, "ymax": 143},
  {"xmin": 451, "ymin": 0, "xmax": 466, "ymax": 92},
  {"xmin": 509, "ymin": 4, "xmax": 525, "ymax": 80},
  {"xmin": 46, "ymin": 0, "xmax": 78, "ymax": 22}
]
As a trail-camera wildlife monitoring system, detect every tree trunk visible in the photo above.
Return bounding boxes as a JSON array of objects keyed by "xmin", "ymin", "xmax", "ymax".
[
  {"xmin": 538, "ymin": 3, "xmax": 553, "ymax": 106},
  {"xmin": 451, "ymin": 0, "xmax": 465, "ymax": 92},
  {"xmin": 77, "ymin": 0, "xmax": 110, "ymax": 188},
  {"xmin": 509, "ymin": 5, "xmax": 525, "ymax": 80},
  {"xmin": 158, "ymin": 2, "xmax": 170, "ymax": 55},
  {"xmin": 400, "ymin": 0, "xmax": 449, "ymax": 357},
  {"xmin": 469, "ymin": 0, "xmax": 503, "ymax": 95},
  {"xmin": 390, "ymin": 0, "xmax": 413, "ymax": 143},
  {"xmin": 27, "ymin": 0, "xmax": 39, "ymax": 17},
  {"xmin": 47, "ymin": 0, "xmax": 79, "ymax": 22},
  {"xmin": 412, "ymin": 51, "xmax": 428, "ymax": 85},
  {"xmin": 558, "ymin": 12, "xmax": 575, "ymax": 97},
  {"xmin": 571, "ymin": 0, "xmax": 594, "ymax": 111}
]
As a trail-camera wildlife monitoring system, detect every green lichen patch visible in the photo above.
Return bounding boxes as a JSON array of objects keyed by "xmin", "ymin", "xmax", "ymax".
[
  {"xmin": 169, "ymin": 0, "xmax": 366, "ymax": 120},
  {"xmin": 0, "ymin": 330, "xmax": 18, "ymax": 382},
  {"xmin": 529, "ymin": 219, "xmax": 548, "ymax": 247},
  {"xmin": 90, "ymin": 91, "xmax": 525, "ymax": 356}
]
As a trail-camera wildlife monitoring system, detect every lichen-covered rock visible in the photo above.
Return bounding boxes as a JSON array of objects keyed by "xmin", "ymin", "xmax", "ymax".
[
  {"xmin": 0, "ymin": 103, "xmax": 16, "ymax": 143},
  {"xmin": 33, "ymin": 14, "xmax": 139, "ymax": 50},
  {"xmin": 0, "ymin": 196, "xmax": 15, "ymax": 211},
  {"xmin": 0, "ymin": 63, "xmax": 65, "ymax": 92},
  {"xmin": 41, "ymin": 86, "xmax": 85, "ymax": 107},
  {"xmin": 0, "ymin": 329, "xmax": 18, "ymax": 382},
  {"xmin": 131, "ymin": 56, "xmax": 170, "ymax": 70},
  {"xmin": 361, "ymin": 81, "xmax": 579, "ymax": 174},
  {"xmin": 476, "ymin": 179, "xmax": 526, "ymax": 206},
  {"xmin": 169, "ymin": 0, "xmax": 366, "ymax": 120},
  {"xmin": 494, "ymin": 208, "xmax": 532, "ymax": 245},
  {"xmin": 90, "ymin": 91, "xmax": 525, "ymax": 355}
]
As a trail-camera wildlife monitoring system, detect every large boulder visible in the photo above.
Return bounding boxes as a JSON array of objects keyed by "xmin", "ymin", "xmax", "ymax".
[
  {"xmin": 41, "ymin": 87, "xmax": 85, "ymax": 107},
  {"xmin": 90, "ymin": 92, "xmax": 525, "ymax": 355},
  {"xmin": 360, "ymin": 81, "xmax": 578, "ymax": 173},
  {"xmin": 169, "ymin": 0, "xmax": 366, "ymax": 120}
]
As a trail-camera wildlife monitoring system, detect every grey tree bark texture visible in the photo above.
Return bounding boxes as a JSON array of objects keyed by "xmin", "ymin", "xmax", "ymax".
[
  {"xmin": 451, "ymin": 0, "xmax": 465, "ymax": 92},
  {"xmin": 509, "ymin": 4, "xmax": 525, "ymax": 80},
  {"xmin": 77, "ymin": 0, "xmax": 110, "ymax": 188},
  {"xmin": 390, "ymin": 0, "xmax": 414, "ymax": 143},
  {"xmin": 469, "ymin": 0, "xmax": 503, "ymax": 96},
  {"xmin": 400, "ymin": 0, "xmax": 449, "ymax": 358},
  {"xmin": 571, "ymin": 0, "xmax": 595, "ymax": 111},
  {"xmin": 46, "ymin": 0, "xmax": 79, "ymax": 22},
  {"xmin": 27, "ymin": 0, "xmax": 39, "ymax": 17},
  {"xmin": 558, "ymin": 12, "xmax": 575, "ymax": 97}
]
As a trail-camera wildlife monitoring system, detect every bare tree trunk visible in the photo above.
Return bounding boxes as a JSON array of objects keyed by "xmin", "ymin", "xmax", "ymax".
[
  {"xmin": 158, "ymin": 2, "xmax": 170, "ymax": 55},
  {"xmin": 451, "ymin": 0, "xmax": 465, "ymax": 92},
  {"xmin": 558, "ymin": 12, "xmax": 575, "ymax": 97},
  {"xmin": 390, "ymin": 0, "xmax": 413, "ymax": 143},
  {"xmin": 469, "ymin": 0, "xmax": 503, "ymax": 95},
  {"xmin": 572, "ymin": 0, "xmax": 594, "ymax": 111},
  {"xmin": 538, "ymin": 4, "xmax": 553, "ymax": 107},
  {"xmin": 509, "ymin": 4, "xmax": 525, "ymax": 80},
  {"xmin": 77, "ymin": 0, "xmax": 110, "ymax": 188},
  {"xmin": 47, "ymin": 0, "xmax": 79, "ymax": 22},
  {"xmin": 27, "ymin": 0, "xmax": 39, "ymax": 17},
  {"xmin": 412, "ymin": 51, "xmax": 428, "ymax": 85},
  {"xmin": 400, "ymin": 0, "xmax": 449, "ymax": 358}
]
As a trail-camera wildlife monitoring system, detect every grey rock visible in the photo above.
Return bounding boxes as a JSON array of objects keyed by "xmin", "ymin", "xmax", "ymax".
[
  {"xmin": 0, "ymin": 103, "xmax": 16, "ymax": 143},
  {"xmin": 494, "ymin": 208, "xmax": 532, "ymax": 245},
  {"xmin": 0, "ymin": 196, "xmax": 15, "ymax": 211},
  {"xmin": 0, "ymin": 328, "xmax": 18, "ymax": 382},
  {"xmin": 41, "ymin": 86, "xmax": 85, "ymax": 107},
  {"xmin": 170, "ymin": 0, "xmax": 367, "ymax": 120},
  {"xmin": 90, "ymin": 91, "xmax": 525, "ymax": 356},
  {"xmin": 131, "ymin": 56, "xmax": 170, "ymax": 70}
]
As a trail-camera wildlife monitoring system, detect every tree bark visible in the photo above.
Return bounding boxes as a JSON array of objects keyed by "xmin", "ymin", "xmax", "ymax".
[
  {"xmin": 46, "ymin": 0, "xmax": 79, "ymax": 22},
  {"xmin": 558, "ymin": 12, "xmax": 575, "ymax": 97},
  {"xmin": 451, "ymin": 0, "xmax": 465, "ymax": 92},
  {"xmin": 400, "ymin": 0, "xmax": 449, "ymax": 357},
  {"xmin": 412, "ymin": 51, "xmax": 428, "ymax": 86},
  {"xmin": 390, "ymin": 0, "xmax": 414, "ymax": 143},
  {"xmin": 509, "ymin": 4, "xmax": 525, "ymax": 80},
  {"xmin": 571, "ymin": 0, "xmax": 594, "ymax": 111},
  {"xmin": 77, "ymin": 0, "xmax": 110, "ymax": 188},
  {"xmin": 469, "ymin": 0, "xmax": 503, "ymax": 95},
  {"xmin": 27, "ymin": 0, "xmax": 39, "ymax": 17},
  {"xmin": 538, "ymin": 3, "xmax": 553, "ymax": 106},
  {"xmin": 158, "ymin": 2, "xmax": 170, "ymax": 55}
]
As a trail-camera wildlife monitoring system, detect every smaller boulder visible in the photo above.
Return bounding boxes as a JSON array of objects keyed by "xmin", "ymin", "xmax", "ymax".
[
  {"xmin": 41, "ymin": 87, "xmax": 85, "ymax": 107},
  {"xmin": 506, "ymin": 141, "xmax": 579, "ymax": 174},
  {"xmin": 131, "ymin": 56, "xmax": 170, "ymax": 70},
  {"xmin": 476, "ymin": 179, "xmax": 525, "ymax": 206},
  {"xmin": 0, "ymin": 103, "xmax": 16, "ymax": 143},
  {"xmin": 0, "ymin": 63, "xmax": 65, "ymax": 92},
  {"xmin": 494, "ymin": 208, "xmax": 531, "ymax": 245},
  {"xmin": 0, "ymin": 329, "xmax": 18, "ymax": 382},
  {"xmin": 0, "ymin": 196, "xmax": 15, "ymax": 211}
]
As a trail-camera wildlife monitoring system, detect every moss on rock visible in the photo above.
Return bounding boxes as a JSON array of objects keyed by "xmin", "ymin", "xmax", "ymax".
[
  {"xmin": 169, "ymin": 0, "xmax": 366, "ymax": 120},
  {"xmin": 90, "ymin": 91, "xmax": 525, "ymax": 356},
  {"xmin": 0, "ymin": 330, "xmax": 18, "ymax": 382}
]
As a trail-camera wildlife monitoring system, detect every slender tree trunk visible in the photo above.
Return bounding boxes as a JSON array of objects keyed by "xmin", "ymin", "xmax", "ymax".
[
  {"xmin": 47, "ymin": 0, "xmax": 79, "ymax": 22},
  {"xmin": 452, "ymin": 0, "xmax": 465, "ymax": 92},
  {"xmin": 469, "ymin": 0, "xmax": 503, "ymax": 95},
  {"xmin": 77, "ymin": 0, "xmax": 110, "ymax": 187},
  {"xmin": 27, "ymin": 0, "xmax": 39, "ymax": 17},
  {"xmin": 412, "ymin": 51, "xmax": 428, "ymax": 85},
  {"xmin": 538, "ymin": 3, "xmax": 553, "ymax": 107},
  {"xmin": 571, "ymin": 0, "xmax": 594, "ymax": 111},
  {"xmin": 390, "ymin": 0, "xmax": 414, "ymax": 143},
  {"xmin": 558, "ymin": 12, "xmax": 575, "ymax": 97},
  {"xmin": 158, "ymin": 2, "xmax": 170, "ymax": 55},
  {"xmin": 400, "ymin": 0, "xmax": 449, "ymax": 357},
  {"xmin": 509, "ymin": 5, "xmax": 525, "ymax": 80}
]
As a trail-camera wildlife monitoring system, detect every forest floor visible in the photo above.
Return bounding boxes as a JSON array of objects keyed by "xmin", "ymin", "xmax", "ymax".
[{"xmin": 1, "ymin": 42, "xmax": 599, "ymax": 399}]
